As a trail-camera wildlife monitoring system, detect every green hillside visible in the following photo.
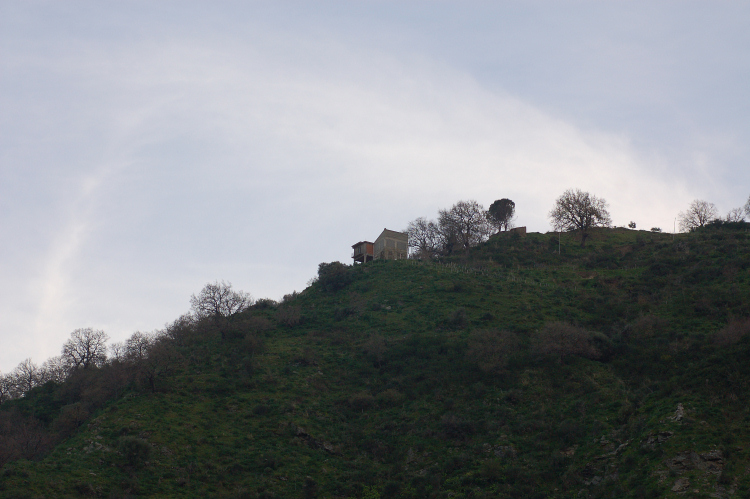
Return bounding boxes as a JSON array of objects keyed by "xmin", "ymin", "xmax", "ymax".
[{"xmin": 2, "ymin": 225, "xmax": 750, "ymax": 498}]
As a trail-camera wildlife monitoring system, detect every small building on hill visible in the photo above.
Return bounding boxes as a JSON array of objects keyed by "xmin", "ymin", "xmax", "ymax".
[
  {"xmin": 374, "ymin": 228, "xmax": 408, "ymax": 260},
  {"xmin": 351, "ymin": 241, "xmax": 374, "ymax": 264},
  {"xmin": 352, "ymin": 228, "xmax": 408, "ymax": 263},
  {"xmin": 509, "ymin": 226, "xmax": 526, "ymax": 236}
]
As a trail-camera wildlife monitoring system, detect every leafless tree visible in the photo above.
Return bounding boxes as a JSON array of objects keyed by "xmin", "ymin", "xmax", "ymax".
[
  {"xmin": 548, "ymin": 189, "xmax": 612, "ymax": 246},
  {"xmin": 438, "ymin": 200, "xmax": 493, "ymax": 252},
  {"xmin": 745, "ymin": 195, "xmax": 750, "ymax": 219},
  {"xmin": 109, "ymin": 342, "xmax": 127, "ymax": 362},
  {"xmin": 0, "ymin": 410, "xmax": 52, "ymax": 466},
  {"xmin": 487, "ymin": 198, "xmax": 516, "ymax": 233},
  {"xmin": 406, "ymin": 217, "xmax": 442, "ymax": 259},
  {"xmin": 136, "ymin": 336, "xmax": 180, "ymax": 392},
  {"xmin": 62, "ymin": 328, "xmax": 109, "ymax": 370},
  {"xmin": 0, "ymin": 373, "xmax": 19, "ymax": 404},
  {"xmin": 725, "ymin": 207, "xmax": 745, "ymax": 223},
  {"xmin": 12, "ymin": 358, "xmax": 42, "ymax": 394},
  {"xmin": 125, "ymin": 331, "xmax": 154, "ymax": 362},
  {"xmin": 190, "ymin": 281, "xmax": 253, "ymax": 319},
  {"xmin": 677, "ymin": 199, "xmax": 718, "ymax": 232},
  {"xmin": 40, "ymin": 356, "xmax": 69, "ymax": 384}
]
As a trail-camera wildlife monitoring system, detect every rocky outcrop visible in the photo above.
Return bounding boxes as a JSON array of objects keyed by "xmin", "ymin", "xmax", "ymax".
[{"xmin": 665, "ymin": 450, "xmax": 724, "ymax": 474}]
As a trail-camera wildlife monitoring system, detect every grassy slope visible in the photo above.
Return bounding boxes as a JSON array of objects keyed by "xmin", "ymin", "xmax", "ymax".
[{"xmin": 1, "ymin": 227, "xmax": 750, "ymax": 498}]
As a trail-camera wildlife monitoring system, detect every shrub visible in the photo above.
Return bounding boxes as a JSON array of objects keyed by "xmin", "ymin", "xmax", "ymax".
[
  {"xmin": 480, "ymin": 459, "xmax": 505, "ymax": 482},
  {"xmin": 276, "ymin": 306, "xmax": 302, "ymax": 327},
  {"xmin": 242, "ymin": 333, "xmax": 264, "ymax": 356},
  {"xmin": 253, "ymin": 298, "xmax": 278, "ymax": 310},
  {"xmin": 376, "ymin": 389, "xmax": 405, "ymax": 407},
  {"xmin": 714, "ymin": 317, "xmax": 750, "ymax": 346},
  {"xmin": 118, "ymin": 436, "xmax": 151, "ymax": 467},
  {"xmin": 317, "ymin": 262, "xmax": 353, "ymax": 292},
  {"xmin": 622, "ymin": 314, "xmax": 669, "ymax": 341},
  {"xmin": 532, "ymin": 322, "xmax": 600, "ymax": 363},
  {"xmin": 556, "ymin": 418, "xmax": 585, "ymax": 445},
  {"xmin": 440, "ymin": 412, "xmax": 474, "ymax": 438},
  {"xmin": 294, "ymin": 347, "xmax": 318, "ymax": 367},
  {"xmin": 466, "ymin": 329, "xmax": 520, "ymax": 373},
  {"xmin": 348, "ymin": 391, "xmax": 375, "ymax": 410},
  {"xmin": 447, "ymin": 307, "xmax": 468, "ymax": 329},
  {"xmin": 363, "ymin": 335, "xmax": 387, "ymax": 367}
]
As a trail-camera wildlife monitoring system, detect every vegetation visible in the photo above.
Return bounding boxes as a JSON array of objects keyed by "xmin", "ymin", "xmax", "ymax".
[
  {"xmin": 487, "ymin": 199, "xmax": 516, "ymax": 233},
  {"xmin": 678, "ymin": 200, "xmax": 719, "ymax": 232},
  {"xmin": 407, "ymin": 199, "xmax": 509, "ymax": 258},
  {"xmin": 548, "ymin": 189, "xmax": 612, "ymax": 246},
  {"xmin": 1, "ymin": 223, "xmax": 750, "ymax": 497}
]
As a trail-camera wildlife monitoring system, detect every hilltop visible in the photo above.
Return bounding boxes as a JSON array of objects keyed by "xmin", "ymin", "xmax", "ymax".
[{"xmin": 1, "ymin": 225, "xmax": 750, "ymax": 498}]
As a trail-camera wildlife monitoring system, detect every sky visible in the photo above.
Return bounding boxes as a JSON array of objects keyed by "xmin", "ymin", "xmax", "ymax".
[{"xmin": 1, "ymin": 1, "xmax": 749, "ymax": 372}]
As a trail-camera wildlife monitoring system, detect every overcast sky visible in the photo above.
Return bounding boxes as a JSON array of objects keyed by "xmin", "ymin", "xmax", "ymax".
[{"xmin": 1, "ymin": 1, "xmax": 749, "ymax": 372}]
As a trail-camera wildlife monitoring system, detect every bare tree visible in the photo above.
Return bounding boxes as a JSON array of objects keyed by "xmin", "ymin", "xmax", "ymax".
[
  {"xmin": 136, "ymin": 335, "xmax": 180, "ymax": 392},
  {"xmin": 726, "ymin": 207, "xmax": 745, "ymax": 223},
  {"xmin": 677, "ymin": 199, "xmax": 718, "ymax": 232},
  {"xmin": 61, "ymin": 328, "xmax": 109, "ymax": 370},
  {"xmin": 745, "ymin": 195, "xmax": 750, "ymax": 219},
  {"xmin": 487, "ymin": 198, "xmax": 516, "ymax": 232},
  {"xmin": 40, "ymin": 356, "xmax": 69, "ymax": 384},
  {"xmin": 548, "ymin": 189, "xmax": 612, "ymax": 246},
  {"xmin": 438, "ymin": 200, "xmax": 493, "ymax": 252},
  {"xmin": 190, "ymin": 281, "xmax": 253, "ymax": 320},
  {"xmin": 0, "ymin": 373, "xmax": 19, "ymax": 404},
  {"xmin": 12, "ymin": 358, "xmax": 42, "ymax": 394},
  {"xmin": 406, "ymin": 217, "xmax": 441, "ymax": 259},
  {"xmin": 125, "ymin": 331, "xmax": 154, "ymax": 362},
  {"xmin": 109, "ymin": 342, "xmax": 127, "ymax": 362}
]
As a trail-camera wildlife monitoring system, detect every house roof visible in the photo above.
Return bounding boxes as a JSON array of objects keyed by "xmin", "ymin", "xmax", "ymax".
[
  {"xmin": 351, "ymin": 241, "xmax": 373, "ymax": 248},
  {"xmin": 375, "ymin": 228, "xmax": 408, "ymax": 242}
]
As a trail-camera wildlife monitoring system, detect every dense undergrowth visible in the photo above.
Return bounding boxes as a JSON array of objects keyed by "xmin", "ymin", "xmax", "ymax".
[{"xmin": 1, "ymin": 225, "xmax": 750, "ymax": 498}]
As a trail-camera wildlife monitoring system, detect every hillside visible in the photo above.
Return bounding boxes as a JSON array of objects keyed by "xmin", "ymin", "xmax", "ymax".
[{"xmin": 2, "ymin": 225, "xmax": 750, "ymax": 498}]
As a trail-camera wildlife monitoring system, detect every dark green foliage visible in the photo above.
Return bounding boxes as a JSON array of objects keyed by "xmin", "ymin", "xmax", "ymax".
[
  {"xmin": 316, "ymin": 261, "xmax": 353, "ymax": 292},
  {"xmin": 3, "ymin": 227, "xmax": 750, "ymax": 497},
  {"xmin": 488, "ymin": 198, "xmax": 516, "ymax": 232},
  {"xmin": 117, "ymin": 436, "xmax": 151, "ymax": 467}
]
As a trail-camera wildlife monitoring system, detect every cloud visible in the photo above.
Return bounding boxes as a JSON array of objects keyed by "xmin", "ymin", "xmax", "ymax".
[{"xmin": 0, "ymin": 23, "xmax": 704, "ymax": 371}]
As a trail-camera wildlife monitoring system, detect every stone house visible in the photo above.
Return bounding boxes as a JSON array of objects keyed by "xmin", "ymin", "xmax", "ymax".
[{"xmin": 352, "ymin": 228, "xmax": 408, "ymax": 264}]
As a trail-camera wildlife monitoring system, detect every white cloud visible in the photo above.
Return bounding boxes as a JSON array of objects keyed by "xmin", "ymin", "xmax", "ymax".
[{"xmin": 0, "ymin": 22, "xmax": 719, "ymax": 371}]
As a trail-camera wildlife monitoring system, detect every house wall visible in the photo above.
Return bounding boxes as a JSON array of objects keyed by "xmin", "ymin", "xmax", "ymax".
[{"xmin": 374, "ymin": 229, "xmax": 408, "ymax": 260}]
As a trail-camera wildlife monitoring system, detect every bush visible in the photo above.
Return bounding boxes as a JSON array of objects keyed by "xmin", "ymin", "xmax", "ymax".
[
  {"xmin": 276, "ymin": 306, "xmax": 302, "ymax": 327},
  {"xmin": 253, "ymin": 298, "xmax": 278, "ymax": 310},
  {"xmin": 714, "ymin": 317, "xmax": 750, "ymax": 346},
  {"xmin": 447, "ymin": 307, "xmax": 468, "ymax": 329},
  {"xmin": 243, "ymin": 333, "xmax": 264, "ymax": 356},
  {"xmin": 556, "ymin": 418, "xmax": 585, "ymax": 445},
  {"xmin": 348, "ymin": 391, "xmax": 375, "ymax": 410},
  {"xmin": 532, "ymin": 322, "xmax": 600, "ymax": 363},
  {"xmin": 440, "ymin": 412, "xmax": 474, "ymax": 438},
  {"xmin": 376, "ymin": 389, "xmax": 405, "ymax": 407},
  {"xmin": 363, "ymin": 335, "xmax": 387, "ymax": 367},
  {"xmin": 466, "ymin": 329, "xmax": 520, "ymax": 373},
  {"xmin": 118, "ymin": 436, "xmax": 151, "ymax": 467},
  {"xmin": 622, "ymin": 314, "xmax": 669, "ymax": 341},
  {"xmin": 317, "ymin": 262, "xmax": 353, "ymax": 292}
]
